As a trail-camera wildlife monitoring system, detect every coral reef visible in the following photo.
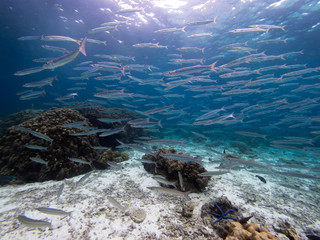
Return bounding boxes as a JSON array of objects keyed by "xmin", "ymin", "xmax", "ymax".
[
  {"xmin": 0, "ymin": 109, "xmax": 43, "ymax": 137},
  {"xmin": 0, "ymin": 108, "xmax": 103, "ymax": 183},
  {"xmin": 96, "ymin": 149, "xmax": 129, "ymax": 168},
  {"xmin": 142, "ymin": 148, "xmax": 209, "ymax": 193}
]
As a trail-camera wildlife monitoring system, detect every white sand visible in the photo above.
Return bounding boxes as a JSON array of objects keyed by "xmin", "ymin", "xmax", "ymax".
[{"xmin": 0, "ymin": 146, "xmax": 319, "ymax": 239}]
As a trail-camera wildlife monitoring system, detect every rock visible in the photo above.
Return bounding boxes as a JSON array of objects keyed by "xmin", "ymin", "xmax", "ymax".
[
  {"xmin": 182, "ymin": 203, "xmax": 194, "ymax": 218},
  {"xmin": 129, "ymin": 208, "xmax": 146, "ymax": 223},
  {"xmin": 142, "ymin": 148, "xmax": 209, "ymax": 193}
]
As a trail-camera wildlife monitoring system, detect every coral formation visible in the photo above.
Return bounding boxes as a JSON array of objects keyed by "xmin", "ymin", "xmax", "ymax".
[
  {"xmin": 201, "ymin": 197, "xmax": 280, "ymax": 239},
  {"xmin": 142, "ymin": 148, "xmax": 209, "ymax": 192},
  {"xmin": 201, "ymin": 196, "xmax": 241, "ymax": 235},
  {"xmin": 223, "ymin": 221, "xmax": 280, "ymax": 240},
  {"xmin": 96, "ymin": 149, "xmax": 129, "ymax": 168},
  {"xmin": 0, "ymin": 108, "xmax": 102, "ymax": 183}
]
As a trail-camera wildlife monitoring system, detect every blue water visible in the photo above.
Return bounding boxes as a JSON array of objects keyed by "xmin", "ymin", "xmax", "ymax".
[{"xmin": 1, "ymin": 0, "xmax": 320, "ymax": 159}]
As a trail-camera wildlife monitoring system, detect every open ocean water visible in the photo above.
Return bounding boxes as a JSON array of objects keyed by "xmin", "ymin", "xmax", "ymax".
[{"xmin": 0, "ymin": 0, "xmax": 320, "ymax": 239}]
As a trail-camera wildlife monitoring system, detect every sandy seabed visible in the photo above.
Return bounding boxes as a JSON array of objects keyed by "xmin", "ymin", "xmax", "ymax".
[{"xmin": 0, "ymin": 146, "xmax": 319, "ymax": 240}]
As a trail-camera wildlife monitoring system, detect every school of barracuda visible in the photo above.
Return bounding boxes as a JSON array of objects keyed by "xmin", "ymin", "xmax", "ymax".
[{"xmin": 14, "ymin": 4, "xmax": 320, "ymax": 159}]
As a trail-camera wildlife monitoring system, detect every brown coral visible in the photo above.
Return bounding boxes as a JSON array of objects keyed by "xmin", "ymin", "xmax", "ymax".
[
  {"xmin": 96, "ymin": 149, "xmax": 129, "ymax": 168},
  {"xmin": 142, "ymin": 148, "xmax": 209, "ymax": 193},
  {"xmin": 0, "ymin": 108, "xmax": 101, "ymax": 183},
  {"xmin": 224, "ymin": 221, "xmax": 280, "ymax": 240}
]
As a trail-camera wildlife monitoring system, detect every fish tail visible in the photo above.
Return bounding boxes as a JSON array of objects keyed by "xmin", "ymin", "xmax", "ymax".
[
  {"xmin": 210, "ymin": 61, "xmax": 218, "ymax": 72},
  {"xmin": 158, "ymin": 120, "xmax": 162, "ymax": 128},
  {"xmin": 121, "ymin": 66, "xmax": 126, "ymax": 75},
  {"xmin": 79, "ymin": 37, "xmax": 87, "ymax": 56}
]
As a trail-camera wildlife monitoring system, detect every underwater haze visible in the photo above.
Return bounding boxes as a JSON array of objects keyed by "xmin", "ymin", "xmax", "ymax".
[
  {"xmin": 2, "ymin": 0, "xmax": 320, "ymax": 154},
  {"xmin": 1, "ymin": 0, "xmax": 320, "ymax": 238}
]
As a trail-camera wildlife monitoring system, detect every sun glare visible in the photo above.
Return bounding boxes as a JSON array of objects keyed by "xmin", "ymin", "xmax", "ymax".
[{"xmin": 152, "ymin": 0, "xmax": 187, "ymax": 9}]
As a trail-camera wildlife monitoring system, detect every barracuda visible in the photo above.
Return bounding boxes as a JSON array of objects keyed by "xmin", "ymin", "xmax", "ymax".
[{"xmin": 42, "ymin": 37, "xmax": 87, "ymax": 70}]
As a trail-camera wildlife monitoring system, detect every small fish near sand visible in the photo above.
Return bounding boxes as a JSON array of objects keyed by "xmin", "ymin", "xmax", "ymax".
[
  {"xmin": 198, "ymin": 170, "xmax": 231, "ymax": 177},
  {"xmin": 255, "ymin": 175, "xmax": 267, "ymax": 183},
  {"xmin": 57, "ymin": 183, "xmax": 64, "ymax": 200},
  {"xmin": 107, "ymin": 196, "xmax": 126, "ymax": 213},
  {"xmin": 147, "ymin": 186, "xmax": 189, "ymax": 198},
  {"xmin": 36, "ymin": 207, "xmax": 72, "ymax": 216},
  {"xmin": 17, "ymin": 215, "xmax": 51, "ymax": 228}
]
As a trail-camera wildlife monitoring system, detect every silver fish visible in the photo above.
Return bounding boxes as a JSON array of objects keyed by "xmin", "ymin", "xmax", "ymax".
[
  {"xmin": 152, "ymin": 177, "xmax": 176, "ymax": 188},
  {"xmin": 57, "ymin": 183, "xmax": 64, "ymax": 199},
  {"xmin": 42, "ymin": 37, "xmax": 87, "ymax": 70},
  {"xmin": 68, "ymin": 157, "xmax": 92, "ymax": 166},
  {"xmin": 15, "ymin": 126, "xmax": 53, "ymax": 143},
  {"xmin": 14, "ymin": 66, "xmax": 44, "ymax": 76},
  {"xmin": 107, "ymin": 196, "xmax": 126, "ymax": 212},
  {"xmin": 36, "ymin": 207, "xmax": 71, "ymax": 216},
  {"xmin": 76, "ymin": 172, "xmax": 91, "ymax": 187},
  {"xmin": 178, "ymin": 171, "xmax": 185, "ymax": 191},
  {"xmin": 147, "ymin": 187, "xmax": 188, "ymax": 198},
  {"xmin": 198, "ymin": 170, "xmax": 231, "ymax": 177},
  {"xmin": 18, "ymin": 215, "xmax": 51, "ymax": 228},
  {"xmin": 29, "ymin": 157, "xmax": 48, "ymax": 166},
  {"xmin": 25, "ymin": 145, "xmax": 48, "ymax": 151}
]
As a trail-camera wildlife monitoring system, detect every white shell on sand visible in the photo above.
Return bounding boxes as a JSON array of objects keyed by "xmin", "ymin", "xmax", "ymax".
[{"xmin": 129, "ymin": 208, "xmax": 146, "ymax": 223}]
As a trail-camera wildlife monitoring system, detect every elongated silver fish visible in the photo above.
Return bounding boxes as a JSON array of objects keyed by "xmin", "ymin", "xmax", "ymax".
[
  {"xmin": 57, "ymin": 183, "xmax": 64, "ymax": 199},
  {"xmin": 107, "ymin": 196, "xmax": 126, "ymax": 212},
  {"xmin": 152, "ymin": 176, "xmax": 177, "ymax": 187},
  {"xmin": 14, "ymin": 66, "xmax": 44, "ymax": 76},
  {"xmin": 147, "ymin": 187, "xmax": 188, "ymax": 198},
  {"xmin": 178, "ymin": 171, "xmax": 185, "ymax": 191},
  {"xmin": 25, "ymin": 145, "xmax": 48, "ymax": 151},
  {"xmin": 76, "ymin": 172, "xmax": 91, "ymax": 187},
  {"xmin": 18, "ymin": 215, "xmax": 51, "ymax": 228},
  {"xmin": 68, "ymin": 157, "xmax": 92, "ymax": 166},
  {"xmin": 42, "ymin": 37, "xmax": 87, "ymax": 70},
  {"xmin": 198, "ymin": 170, "xmax": 231, "ymax": 177},
  {"xmin": 36, "ymin": 207, "xmax": 71, "ymax": 216},
  {"xmin": 30, "ymin": 157, "xmax": 48, "ymax": 166},
  {"xmin": 15, "ymin": 126, "xmax": 53, "ymax": 143}
]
